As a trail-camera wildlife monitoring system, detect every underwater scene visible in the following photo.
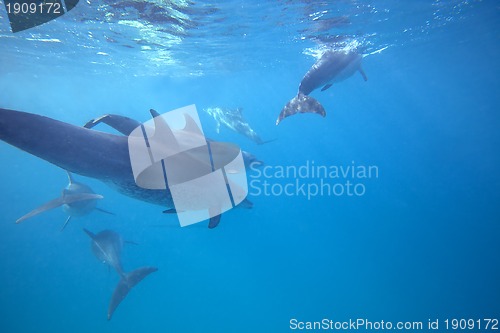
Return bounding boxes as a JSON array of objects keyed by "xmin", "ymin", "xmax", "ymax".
[{"xmin": 0, "ymin": 1, "xmax": 498, "ymax": 332}]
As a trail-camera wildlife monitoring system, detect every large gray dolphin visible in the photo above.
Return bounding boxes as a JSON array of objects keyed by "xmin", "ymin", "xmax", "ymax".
[
  {"xmin": 16, "ymin": 171, "xmax": 113, "ymax": 230},
  {"xmin": 204, "ymin": 107, "xmax": 270, "ymax": 145},
  {"xmin": 276, "ymin": 50, "xmax": 367, "ymax": 125},
  {"xmin": 0, "ymin": 108, "xmax": 252, "ymax": 228},
  {"xmin": 83, "ymin": 228, "xmax": 157, "ymax": 320}
]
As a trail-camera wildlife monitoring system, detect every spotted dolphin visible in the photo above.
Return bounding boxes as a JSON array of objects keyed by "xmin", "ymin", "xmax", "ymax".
[
  {"xmin": 15, "ymin": 171, "xmax": 113, "ymax": 230},
  {"xmin": 204, "ymin": 107, "xmax": 271, "ymax": 145},
  {"xmin": 83, "ymin": 228, "xmax": 157, "ymax": 320},
  {"xmin": 276, "ymin": 50, "xmax": 367, "ymax": 125},
  {"xmin": 0, "ymin": 108, "xmax": 252, "ymax": 228}
]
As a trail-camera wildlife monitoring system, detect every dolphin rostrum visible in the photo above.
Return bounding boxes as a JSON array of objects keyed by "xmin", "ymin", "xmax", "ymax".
[
  {"xmin": 276, "ymin": 50, "xmax": 367, "ymax": 125},
  {"xmin": 83, "ymin": 228, "xmax": 157, "ymax": 320},
  {"xmin": 0, "ymin": 107, "xmax": 252, "ymax": 228},
  {"xmin": 15, "ymin": 171, "xmax": 114, "ymax": 231},
  {"xmin": 204, "ymin": 107, "xmax": 271, "ymax": 145}
]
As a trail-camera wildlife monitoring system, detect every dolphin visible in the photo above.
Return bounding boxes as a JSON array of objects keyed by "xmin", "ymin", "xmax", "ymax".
[
  {"xmin": 15, "ymin": 171, "xmax": 114, "ymax": 230},
  {"xmin": 83, "ymin": 228, "xmax": 157, "ymax": 320},
  {"xmin": 204, "ymin": 107, "xmax": 271, "ymax": 145},
  {"xmin": 85, "ymin": 111, "xmax": 255, "ymax": 229},
  {"xmin": 0, "ymin": 108, "xmax": 251, "ymax": 228},
  {"xmin": 276, "ymin": 50, "xmax": 367, "ymax": 125}
]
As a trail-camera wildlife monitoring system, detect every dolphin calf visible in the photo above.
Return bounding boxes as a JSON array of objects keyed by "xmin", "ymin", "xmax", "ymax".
[
  {"xmin": 0, "ymin": 108, "xmax": 251, "ymax": 228},
  {"xmin": 15, "ymin": 171, "xmax": 113, "ymax": 230},
  {"xmin": 276, "ymin": 50, "xmax": 367, "ymax": 125},
  {"xmin": 204, "ymin": 107, "xmax": 270, "ymax": 145},
  {"xmin": 83, "ymin": 228, "xmax": 157, "ymax": 320}
]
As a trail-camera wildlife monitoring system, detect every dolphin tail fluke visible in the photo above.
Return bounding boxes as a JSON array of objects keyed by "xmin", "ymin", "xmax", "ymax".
[
  {"xmin": 276, "ymin": 93, "xmax": 326, "ymax": 125},
  {"xmin": 108, "ymin": 266, "xmax": 158, "ymax": 320}
]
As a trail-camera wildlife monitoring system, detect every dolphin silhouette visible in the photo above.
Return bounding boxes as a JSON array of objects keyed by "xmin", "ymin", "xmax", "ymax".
[
  {"xmin": 204, "ymin": 107, "xmax": 271, "ymax": 145},
  {"xmin": 0, "ymin": 107, "xmax": 251, "ymax": 228},
  {"xmin": 83, "ymin": 228, "xmax": 157, "ymax": 320},
  {"xmin": 15, "ymin": 171, "xmax": 113, "ymax": 230},
  {"xmin": 276, "ymin": 50, "xmax": 367, "ymax": 125}
]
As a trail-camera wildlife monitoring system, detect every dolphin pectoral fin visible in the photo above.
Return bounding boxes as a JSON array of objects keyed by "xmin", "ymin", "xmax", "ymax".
[
  {"xmin": 249, "ymin": 133, "xmax": 267, "ymax": 145},
  {"xmin": 162, "ymin": 208, "xmax": 178, "ymax": 214},
  {"xmin": 95, "ymin": 207, "xmax": 115, "ymax": 215},
  {"xmin": 258, "ymin": 138, "xmax": 277, "ymax": 145},
  {"xmin": 16, "ymin": 197, "xmax": 66, "ymax": 224},
  {"xmin": 207, "ymin": 205, "xmax": 222, "ymax": 229},
  {"xmin": 62, "ymin": 193, "xmax": 103, "ymax": 205},
  {"xmin": 238, "ymin": 198, "xmax": 253, "ymax": 209},
  {"xmin": 60, "ymin": 216, "xmax": 72, "ymax": 231},
  {"xmin": 83, "ymin": 228, "xmax": 97, "ymax": 239},
  {"xmin": 276, "ymin": 94, "xmax": 326, "ymax": 125},
  {"xmin": 107, "ymin": 266, "xmax": 158, "ymax": 320},
  {"xmin": 321, "ymin": 84, "xmax": 333, "ymax": 91},
  {"xmin": 84, "ymin": 114, "xmax": 142, "ymax": 136},
  {"xmin": 208, "ymin": 208, "xmax": 222, "ymax": 229},
  {"xmin": 83, "ymin": 115, "xmax": 108, "ymax": 129},
  {"xmin": 359, "ymin": 67, "xmax": 368, "ymax": 81}
]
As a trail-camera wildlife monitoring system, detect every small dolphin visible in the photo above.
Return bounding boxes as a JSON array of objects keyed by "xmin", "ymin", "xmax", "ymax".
[
  {"xmin": 204, "ymin": 107, "xmax": 270, "ymax": 145},
  {"xmin": 16, "ymin": 172, "xmax": 113, "ymax": 230},
  {"xmin": 276, "ymin": 50, "xmax": 367, "ymax": 125},
  {"xmin": 83, "ymin": 228, "xmax": 157, "ymax": 320}
]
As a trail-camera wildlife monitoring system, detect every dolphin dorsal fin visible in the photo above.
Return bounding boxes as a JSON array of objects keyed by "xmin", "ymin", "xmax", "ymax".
[
  {"xmin": 183, "ymin": 114, "xmax": 203, "ymax": 137},
  {"xmin": 149, "ymin": 109, "xmax": 161, "ymax": 118},
  {"xmin": 66, "ymin": 171, "xmax": 75, "ymax": 184},
  {"xmin": 149, "ymin": 109, "xmax": 179, "ymax": 150}
]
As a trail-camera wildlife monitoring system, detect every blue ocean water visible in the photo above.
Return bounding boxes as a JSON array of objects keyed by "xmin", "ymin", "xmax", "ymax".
[{"xmin": 0, "ymin": 1, "xmax": 499, "ymax": 332}]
